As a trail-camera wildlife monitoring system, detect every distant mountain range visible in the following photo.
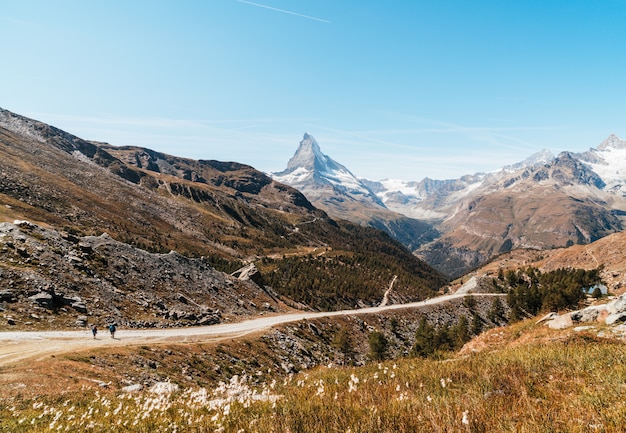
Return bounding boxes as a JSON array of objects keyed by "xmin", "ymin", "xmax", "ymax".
[{"xmin": 274, "ymin": 133, "xmax": 626, "ymax": 277}]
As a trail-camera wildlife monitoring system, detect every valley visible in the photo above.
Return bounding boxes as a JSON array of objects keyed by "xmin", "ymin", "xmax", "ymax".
[{"xmin": 2, "ymin": 108, "xmax": 626, "ymax": 432}]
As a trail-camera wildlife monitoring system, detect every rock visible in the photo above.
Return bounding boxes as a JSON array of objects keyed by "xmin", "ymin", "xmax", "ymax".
[
  {"xmin": 570, "ymin": 306, "xmax": 603, "ymax": 323},
  {"xmin": 13, "ymin": 220, "xmax": 34, "ymax": 227},
  {"xmin": 7, "ymin": 317, "xmax": 16, "ymax": 325},
  {"xmin": 75, "ymin": 316, "xmax": 88, "ymax": 327},
  {"xmin": 0, "ymin": 290, "xmax": 16, "ymax": 303},
  {"xmin": 71, "ymin": 301, "xmax": 88, "ymax": 313},
  {"xmin": 281, "ymin": 362, "xmax": 296, "ymax": 374},
  {"xmin": 536, "ymin": 312, "xmax": 559, "ymax": 324},
  {"xmin": 308, "ymin": 322, "xmax": 320, "ymax": 336},
  {"xmin": 607, "ymin": 294, "xmax": 626, "ymax": 315},
  {"xmin": 197, "ymin": 315, "xmax": 220, "ymax": 326},
  {"xmin": 78, "ymin": 242, "xmax": 92, "ymax": 252},
  {"xmin": 231, "ymin": 263, "xmax": 265, "ymax": 287},
  {"xmin": 28, "ymin": 292, "xmax": 54, "ymax": 308},
  {"xmin": 547, "ymin": 314, "xmax": 573, "ymax": 329},
  {"xmin": 605, "ymin": 312, "xmax": 626, "ymax": 326},
  {"xmin": 121, "ymin": 384, "xmax": 143, "ymax": 393}
]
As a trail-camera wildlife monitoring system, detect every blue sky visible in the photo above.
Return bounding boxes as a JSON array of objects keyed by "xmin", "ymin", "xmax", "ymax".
[{"xmin": 2, "ymin": 1, "xmax": 625, "ymax": 180}]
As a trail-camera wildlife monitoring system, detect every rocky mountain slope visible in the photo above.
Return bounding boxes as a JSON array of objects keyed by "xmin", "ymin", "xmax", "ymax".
[
  {"xmin": 273, "ymin": 134, "xmax": 439, "ymax": 250},
  {"xmin": 276, "ymin": 133, "xmax": 626, "ymax": 278},
  {"xmin": 417, "ymin": 150, "xmax": 625, "ymax": 277},
  {"xmin": 0, "ymin": 108, "xmax": 446, "ymax": 328}
]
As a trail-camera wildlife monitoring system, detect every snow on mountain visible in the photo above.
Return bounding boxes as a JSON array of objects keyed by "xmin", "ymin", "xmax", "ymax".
[
  {"xmin": 577, "ymin": 134, "xmax": 626, "ymax": 194},
  {"xmin": 273, "ymin": 133, "xmax": 381, "ymax": 204},
  {"xmin": 501, "ymin": 149, "xmax": 555, "ymax": 172},
  {"xmin": 276, "ymin": 133, "xmax": 626, "ymax": 226}
]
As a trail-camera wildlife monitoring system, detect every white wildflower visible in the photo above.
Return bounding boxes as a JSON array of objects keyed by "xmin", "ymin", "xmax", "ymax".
[
  {"xmin": 462, "ymin": 410, "xmax": 469, "ymax": 425},
  {"xmin": 348, "ymin": 374, "xmax": 360, "ymax": 393},
  {"xmin": 315, "ymin": 379, "xmax": 325, "ymax": 396}
]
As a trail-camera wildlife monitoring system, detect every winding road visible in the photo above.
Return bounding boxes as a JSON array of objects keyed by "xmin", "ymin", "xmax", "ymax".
[{"xmin": 0, "ymin": 293, "xmax": 505, "ymax": 367}]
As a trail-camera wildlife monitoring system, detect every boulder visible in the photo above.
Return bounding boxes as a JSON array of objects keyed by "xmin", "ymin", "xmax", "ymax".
[
  {"xmin": 121, "ymin": 384, "xmax": 143, "ymax": 393},
  {"xmin": 0, "ymin": 290, "xmax": 16, "ymax": 303},
  {"xmin": 231, "ymin": 263, "xmax": 265, "ymax": 287},
  {"xmin": 607, "ymin": 294, "xmax": 626, "ymax": 315},
  {"xmin": 547, "ymin": 314, "xmax": 573, "ymax": 329},
  {"xmin": 570, "ymin": 306, "xmax": 603, "ymax": 323},
  {"xmin": 28, "ymin": 292, "xmax": 54, "ymax": 308},
  {"xmin": 71, "ymin": 301, "xmax": 88, "ymax": 313},
  {"xmin": 536, "ymin": 312, "xmax": 559, "ymax": 324},
  {"xmin": 606, "ymin": 312, "xmax": 626, "ymax": 326}
]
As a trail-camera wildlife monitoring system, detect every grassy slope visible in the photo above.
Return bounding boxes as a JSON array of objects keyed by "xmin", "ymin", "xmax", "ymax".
[{"xmin": 2, "ymin": 320, "xmax": 626, "ymax": 432}]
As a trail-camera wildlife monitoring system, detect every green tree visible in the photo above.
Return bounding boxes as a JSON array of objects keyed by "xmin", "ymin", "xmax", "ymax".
[
  {"xmin": 471, "ymin": 312, "xmax": 483, "ymax": 336},
  {"xmin": 333, "ymin": 328, "xmax": 354, "ymax": 366},
  {"xmin": 463, "ymin": 295, "xmax": 477, "ymax": 310},
  {"xmin": 368, "ymin": 331, "xmax": 389, "ymax": 361},
  {"xmin": 591, "ymin": 285, "xmax": 603, "ymax": 299},
  {"xmin": 487, "ymin": 297, "xmax": 506, "ymax": 323},
  {"xmin": 453, "ymin": 315, "xmax": 471, "ymax": 348},
  {"xmin": 411, "ymin": 317, "xmax": 435, "ymax": 358}
]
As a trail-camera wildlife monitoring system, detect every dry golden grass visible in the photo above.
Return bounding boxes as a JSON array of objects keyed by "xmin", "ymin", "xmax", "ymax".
[{"xmin": 2, "ymin": 321, "xmax": 626, "ymax": 432}]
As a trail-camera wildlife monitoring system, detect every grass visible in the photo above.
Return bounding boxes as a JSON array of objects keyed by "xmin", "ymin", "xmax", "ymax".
[{"xmin": 2, "ymin": 326, "xmax": 626, "ymax": 432}]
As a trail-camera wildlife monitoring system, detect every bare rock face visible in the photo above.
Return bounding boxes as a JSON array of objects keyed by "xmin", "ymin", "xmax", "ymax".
[{"xmin": 232, "ymin": 263, "xmax": 265, "ymax": 287}]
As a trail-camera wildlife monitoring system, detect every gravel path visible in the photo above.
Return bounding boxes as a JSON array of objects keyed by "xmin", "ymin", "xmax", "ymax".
[{"xmin": 0, "ymin": 293, "xmax": 505, "ymax": 367}]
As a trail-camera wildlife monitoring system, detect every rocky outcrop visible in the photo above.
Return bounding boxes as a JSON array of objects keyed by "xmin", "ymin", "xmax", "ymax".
[
  {"xmin": 543, "ymin": 293, "xmax": 626, "ymax": 329},
  {"xmin": 232, "ymin": 263, "xmax": 265, "ymax": 287},
  {"xmin": 0, "ymin": 221, "xmax": 286, "ymax": 329}
]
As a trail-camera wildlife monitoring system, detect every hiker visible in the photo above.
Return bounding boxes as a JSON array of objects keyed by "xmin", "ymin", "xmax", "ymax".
[
  {"xmin": 109, "ymin": 323, "xmax": 116, "ymax": 339},
  {"xmin": 91, "ymin": 325, "xmax": 98, "ymax": 339}
]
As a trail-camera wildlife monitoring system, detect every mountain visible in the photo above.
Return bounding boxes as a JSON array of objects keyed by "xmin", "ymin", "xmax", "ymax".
[
  {"xmin": 0, "ymin": 108, "xmax": 447, "ymax": 328},
  {"xmin": 367, "ymin": 149, "xmax": 555, "ymax": 222},
  {"xmin": 273, "ymin": 133, "xmax": 389, "ymax": 213},
  {"xmin": 273, "ymin": 134, "xmax": 439, "ymax": 250},
  {"xmin": 373, "ymin": 143, "xmax": 626, "ymax": 278},
  {"xmin": 277, "ymin": 133, "xmax": 626, "ymax": 279},
  {"xmin": 575, "ymin": 133, "xmax": 626, "ymax": 195}
]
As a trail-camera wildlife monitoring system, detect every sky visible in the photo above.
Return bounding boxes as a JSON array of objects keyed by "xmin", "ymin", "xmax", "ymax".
[{"xmin": 2, "ymin": 1, "xmax": 626, "ymax": 181}]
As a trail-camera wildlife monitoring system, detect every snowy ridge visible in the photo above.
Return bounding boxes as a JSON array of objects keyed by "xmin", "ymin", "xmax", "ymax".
[
  {"xmin": 578, "ymin": 134, "xmax": 626, "ymax": 194},
  {"xmin": 500, "ymin": 149, "xmax": 555, "ymax": 172}
]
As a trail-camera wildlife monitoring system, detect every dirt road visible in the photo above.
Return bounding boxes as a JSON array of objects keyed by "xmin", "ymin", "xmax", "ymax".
[{"xmin": 0, "ymin": 293, "xmax": 504, "ymax": 367}]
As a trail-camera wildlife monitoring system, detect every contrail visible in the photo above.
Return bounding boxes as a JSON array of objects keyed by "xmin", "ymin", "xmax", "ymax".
[{"xmin": 237, "ymin": 0, "xmax": 331, "ymax": 23}]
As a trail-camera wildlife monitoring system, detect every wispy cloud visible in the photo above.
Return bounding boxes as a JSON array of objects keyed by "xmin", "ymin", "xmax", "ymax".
[{"xmin": 236, "ymin": 0, "xmax": 331, "ymax": 23}]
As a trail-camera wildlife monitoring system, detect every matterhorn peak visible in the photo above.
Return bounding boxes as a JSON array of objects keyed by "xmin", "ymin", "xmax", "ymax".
[
  {"xmin": 278, "ymin": 133, "xmax": 345, "ymax": 176},
  {"xmin": 273, "ymin": 134, "xmax": 383, "ymax": 205}
]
